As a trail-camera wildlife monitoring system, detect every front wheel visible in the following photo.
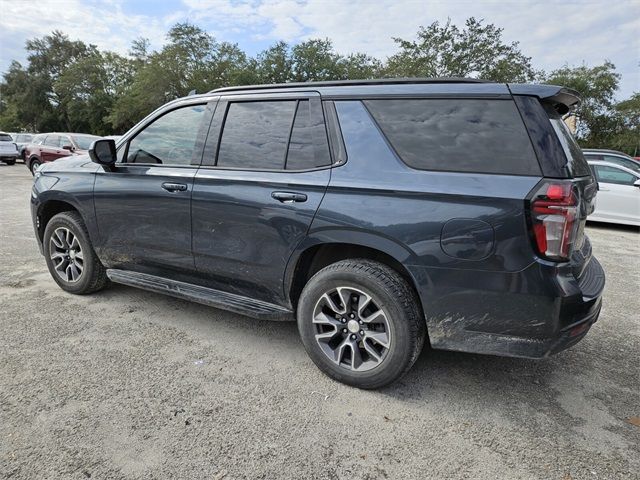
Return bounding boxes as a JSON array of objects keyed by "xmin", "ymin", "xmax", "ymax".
[
  {"xmin": 43, "ymin": 211, "xmax": 109, "ymax": 294},
  {"xmin": 297, "ymin": 259, "xmax": 426, "ymax": 389}
]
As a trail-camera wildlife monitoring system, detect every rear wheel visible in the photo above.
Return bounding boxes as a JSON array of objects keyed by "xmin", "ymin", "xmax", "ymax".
[
  {"xmin": 43, "ymin": 211, "xmax": 109, "ymax": 294},
  {"xmin": 29, "ymin": 159, "xmax": 41, "ymax": 175},
  {"xmin": 3, "ymin": 159, "xmax": 15, "ymax": 165},
  {"xmin": 297, "ymin": 259, "xmax": 426, "ymax": 389}
]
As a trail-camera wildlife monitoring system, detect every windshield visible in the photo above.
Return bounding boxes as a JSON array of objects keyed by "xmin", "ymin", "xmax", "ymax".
[
  {"xmin": 71, "ymin": 134, "xmax": 100, "ymax": 150},
  {"xmin": 0, "ymin": 134, "xmax": 13, "ymax": 142}
]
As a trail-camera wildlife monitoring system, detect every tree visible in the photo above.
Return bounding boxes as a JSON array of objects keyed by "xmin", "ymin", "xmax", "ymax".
[
  {"xmin": 384, "ymin": 18, "xmax": 537, "ymax": 82},
  {"xmin": 107, "ymin": 23, "xmax": 258, "ymax": 131},
  {"xmin": 545, "ymin": 62, "xmax": 621, "ymax": 145},
  {"xmin": 610, "ymin": 93, "xmax": 640, "ymax": 155},
  {"xmin": 256, "ymin": 41, "xmax": 294, "ymax": 83}
]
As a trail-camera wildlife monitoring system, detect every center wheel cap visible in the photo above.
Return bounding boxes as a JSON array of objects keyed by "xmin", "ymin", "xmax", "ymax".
[{"xmin": 347, "ymin": 319, "xmax": 360, "ymax": 334}]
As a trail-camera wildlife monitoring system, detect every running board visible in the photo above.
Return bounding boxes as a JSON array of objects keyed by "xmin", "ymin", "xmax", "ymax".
[{"xmin": 106, "ymin": 269, "xmax": 293, "ymax": 321}]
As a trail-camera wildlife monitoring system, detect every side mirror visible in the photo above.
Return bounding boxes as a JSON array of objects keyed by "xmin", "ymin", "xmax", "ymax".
[
  {"xmin": 634, "ymin": 179, "xmax": 640, "ymax": 188},
  {"xmin": 89, "ymin": 139, "xmax": 117, "ymax": 167},
  {"xmin": 62, "ymin": 144, "xmax": 74, "ymax": 151}
]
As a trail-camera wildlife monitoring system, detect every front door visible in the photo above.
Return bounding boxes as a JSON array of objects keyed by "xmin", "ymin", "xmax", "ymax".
[
  {"xmin": 93, "ymin": 101, "xmax": 214, "ymax": 277},
  {"xmin": 191, "ymin": 93, "xmax": 332, "ymax": 305}
]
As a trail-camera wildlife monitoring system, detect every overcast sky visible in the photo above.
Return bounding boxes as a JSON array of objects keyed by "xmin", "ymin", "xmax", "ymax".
[{"xmin": 1, "ymin": 0, "xmax": 638, "ymax": 98}]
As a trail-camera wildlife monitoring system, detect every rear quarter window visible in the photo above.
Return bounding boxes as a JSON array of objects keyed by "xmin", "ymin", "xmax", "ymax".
[{"xmin": 364, "ymin": 99, "xmax": 541, "ymax": 176}]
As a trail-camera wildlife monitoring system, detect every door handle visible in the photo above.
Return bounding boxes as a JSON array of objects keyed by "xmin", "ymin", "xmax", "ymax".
[
  {"xmin": 271, "ymin": 191, "xmax": 307, "ymax": 203},
  {"xmin": 162, "ymin": 182, "xmax": 188, "ymax": 192}
]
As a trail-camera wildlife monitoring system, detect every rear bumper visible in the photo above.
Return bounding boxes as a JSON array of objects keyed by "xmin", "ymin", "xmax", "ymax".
[{"xmin": 412, "ymin": 255, "xmax": 605, "ymax": 359}]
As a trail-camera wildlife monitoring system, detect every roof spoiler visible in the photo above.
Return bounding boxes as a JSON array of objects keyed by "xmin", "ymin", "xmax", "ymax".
[{"xmin": 508, "ymin": 84, "xmax": 581, "ymax": 115}]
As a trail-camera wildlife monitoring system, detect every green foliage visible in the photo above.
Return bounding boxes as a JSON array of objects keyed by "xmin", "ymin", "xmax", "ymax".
[
  {"xmin": 0, "ymin": 18, "xmax": 635, "ymax": 153},
  {"xmin": 545, "ymin": 61, "xmax": 621, "ymax": 141},
  {"xmin": 384, "ymin": 18, "xmax": 537, "ymax": 82}
]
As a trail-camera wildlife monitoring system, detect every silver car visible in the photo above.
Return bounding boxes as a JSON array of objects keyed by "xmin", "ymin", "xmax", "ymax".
[{"xmin": 0, "ymin": 132, "xmax": 19, "ymax": 165}]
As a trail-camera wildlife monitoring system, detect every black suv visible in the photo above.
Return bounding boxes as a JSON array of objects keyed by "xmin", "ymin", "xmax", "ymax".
[{"xmin": 31, "ymin": 79, "xmax": 604, "ymax": 388}]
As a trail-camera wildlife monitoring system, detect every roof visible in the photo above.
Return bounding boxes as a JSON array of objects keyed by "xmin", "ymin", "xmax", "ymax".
[
  {"xmin": 207, "ymin": 77, "xmax": 581, "ymax": 112},
  {"xmin": 582, "ymin": 149, "xmax": 631, "ymax": 157},
  {"xmin": 210, "ymin": 77, "xmax": 488, "ymax": 93}
]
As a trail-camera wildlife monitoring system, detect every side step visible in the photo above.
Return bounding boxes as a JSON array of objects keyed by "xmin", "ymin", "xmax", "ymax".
[{"xmin": 106, "ymin": 269, "xmax": 293, "ymax": 321}]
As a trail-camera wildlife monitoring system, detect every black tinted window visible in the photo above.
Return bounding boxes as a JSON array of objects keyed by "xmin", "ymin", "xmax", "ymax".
[
  {"xmin": 0, "ymin": 134, "xmax": 13, "ymax": 142},
  {"xmin": 217, "ymin": 101, "xmax": 296, "ymax": 170},
  {"xmin": 364, "ymin": 99, "xmax": 540, "ymax": 175},
  {"xmin": 127, "ymin": 104, "xmax": 205, "ymax": 165},
  {"xmin": 285, "ymin": 100, "xmax": 331, "ymax": 170}
]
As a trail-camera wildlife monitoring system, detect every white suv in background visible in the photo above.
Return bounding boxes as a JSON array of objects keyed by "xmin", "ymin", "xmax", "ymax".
[{"xmin": 0, "ymin": 132, "xmax": 19, "ymax": 165}]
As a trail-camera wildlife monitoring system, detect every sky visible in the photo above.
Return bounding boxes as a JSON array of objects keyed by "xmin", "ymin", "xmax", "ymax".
[{"xmin": 0, "ymin": 0, "xmax": 638, "ymax": 98}]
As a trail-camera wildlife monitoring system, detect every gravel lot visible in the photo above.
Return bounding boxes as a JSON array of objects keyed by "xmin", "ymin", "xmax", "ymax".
[{"xmin": 1, "ymin": 164, "xmax": 639, "ymax": 480}]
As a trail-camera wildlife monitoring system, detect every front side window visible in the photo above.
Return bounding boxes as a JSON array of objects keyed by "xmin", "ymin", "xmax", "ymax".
[
  {"xmin": 594, "ymin": 165, "xmax": 638, "ymax": 185},
  {"xmin": 364, "ymin": 99, "xmax": 541, "ymax": 176},
  {"xmin": 126, "ymin": 104, "xmax": 206, "ymax": 166}
]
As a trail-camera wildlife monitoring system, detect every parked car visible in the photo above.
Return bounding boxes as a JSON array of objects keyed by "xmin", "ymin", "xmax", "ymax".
[
  {"xmin": 583, "ymin": 149, "xmax": 640, "ymax": 174},
  {"xmin": 586, "ymin": 160, "xmax": 640, "ymax": 226},
  {"xmin": 11, "ymin": 132, "xmax": 34, "ymax": 161},
  {"xmin": 30, "ymin": 79, "xmax": 604, "ymax": 388},
  {"xmin": 25, "ymin": 132, "xmax": 101, "ymax": 174},
  {"xmin": 0, "ymin": 131, "xmax": 19, "ymax": 165}
]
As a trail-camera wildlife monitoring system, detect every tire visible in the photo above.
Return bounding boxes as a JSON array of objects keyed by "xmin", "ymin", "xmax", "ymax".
[
  {"xmin": 29, "ymin": 159, "xmax": 41, "ymax": 175},
  {"xmin": 3, "ymin": 159, "xmax": 15, "ymax": 166},
  {"xmin": 297, "ymin": 259, "xmax": 426, "ymax": 389},
  {"xmin": 43, "ymin": 211, "xmax": 109, "ymax": 295}
]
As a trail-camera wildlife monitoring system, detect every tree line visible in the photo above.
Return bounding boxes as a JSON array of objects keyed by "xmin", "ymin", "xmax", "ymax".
[{"xmin": 0, "ymin": 18, "xmax": 637, "ymax": 155}]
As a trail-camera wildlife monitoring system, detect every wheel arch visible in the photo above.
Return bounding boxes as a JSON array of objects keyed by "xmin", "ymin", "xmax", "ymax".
[
  {"xmin": 286, "ymin": 231, "xmax": 425, "ymax": 315},
  {"xmin": 36, "ymin": 197, "xmax": 82, "ymax": 243}
]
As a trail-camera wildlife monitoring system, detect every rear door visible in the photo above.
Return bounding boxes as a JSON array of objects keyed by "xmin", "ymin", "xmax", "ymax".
[
  {"xmin": 191, "ymin": 92, "xmax": 332, "ymax": 305},
  {"xmin": 592, "ymin": 164, "xmax": 640, "ymax": 223},
  {"xmin": 93, "ymin": 100, "xmax": 214, "ymax": 276}
]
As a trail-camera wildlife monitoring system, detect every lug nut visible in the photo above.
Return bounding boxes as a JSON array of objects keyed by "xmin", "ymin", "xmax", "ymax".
[
  {"xmin": 350, "ymin": 334, "xmax": 357, "ymax": 340},
  {"xmin": 341, "ymin": 318, "xmax": 346, "ymax": 323},
  {"xmin": 359, "ymin": 330, "xmax": 364, "ymax": 335},
  {"xmin": 358, "ymin": 320, "xmax": 363, "ymax": 325},
  {"xmin": 342, "ymin": 328, "xmax": 347, "ymax": 333},
  {"xmin": 349, "ymin": 313, "xmax": 355, "ymax": 319}
]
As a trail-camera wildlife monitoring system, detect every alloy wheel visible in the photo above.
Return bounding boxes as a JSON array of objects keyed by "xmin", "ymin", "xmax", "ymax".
[
  {"xmin": 312, "ymin": 286, "xmax": 391, "ymax": 372},
  {"xmin": 49, "ymin": 227, "xmax": 84, "ymax": 283}
]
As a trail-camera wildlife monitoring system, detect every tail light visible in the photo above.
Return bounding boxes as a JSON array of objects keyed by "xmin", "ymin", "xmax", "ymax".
[{"xmin": 528, "ymin": 181, "xmax": 579, "ymax": 261}]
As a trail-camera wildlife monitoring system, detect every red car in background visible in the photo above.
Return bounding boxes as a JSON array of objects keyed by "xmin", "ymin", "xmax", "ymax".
[{"xmin": 25, "ymin": 132, "xmax": 101, "ymax": 174}]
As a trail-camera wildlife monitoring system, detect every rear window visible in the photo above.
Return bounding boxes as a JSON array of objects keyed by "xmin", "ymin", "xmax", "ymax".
[
  {"xmin": 364, "ymin": 99, "xmax": 540, "ymax": 175},
  {"xmin": 0, "ymin": 134, "xmax": 13, "ymax": 142},
  {"xmin": 544, "ymin": 105, "xmax": 591, "ymax": 177}
]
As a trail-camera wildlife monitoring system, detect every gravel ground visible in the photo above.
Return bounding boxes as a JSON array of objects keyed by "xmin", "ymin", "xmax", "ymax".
[{"xmin": 1, "ymin": 164, "xmax": 639, "ymax": 480}]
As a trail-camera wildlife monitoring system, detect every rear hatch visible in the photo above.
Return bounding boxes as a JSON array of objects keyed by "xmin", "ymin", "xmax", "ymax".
[{"xmin": 513, "ymin": 87, "xmax": 598, "ymax": 281}]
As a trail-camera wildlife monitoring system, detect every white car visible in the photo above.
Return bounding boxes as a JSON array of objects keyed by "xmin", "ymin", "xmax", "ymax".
[
  {"xmin": 587, "ymin": 160, "xmax": 640, "ymax": 226},
  {"xmin": 0, "ymin": 131, "xmax": 19, "ymax": 165}
]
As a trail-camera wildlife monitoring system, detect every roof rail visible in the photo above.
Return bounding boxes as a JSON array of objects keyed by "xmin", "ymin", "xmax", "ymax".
[{"xmin": 209, "ymin": 77, "xmax": 489, "ymax": 93}]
